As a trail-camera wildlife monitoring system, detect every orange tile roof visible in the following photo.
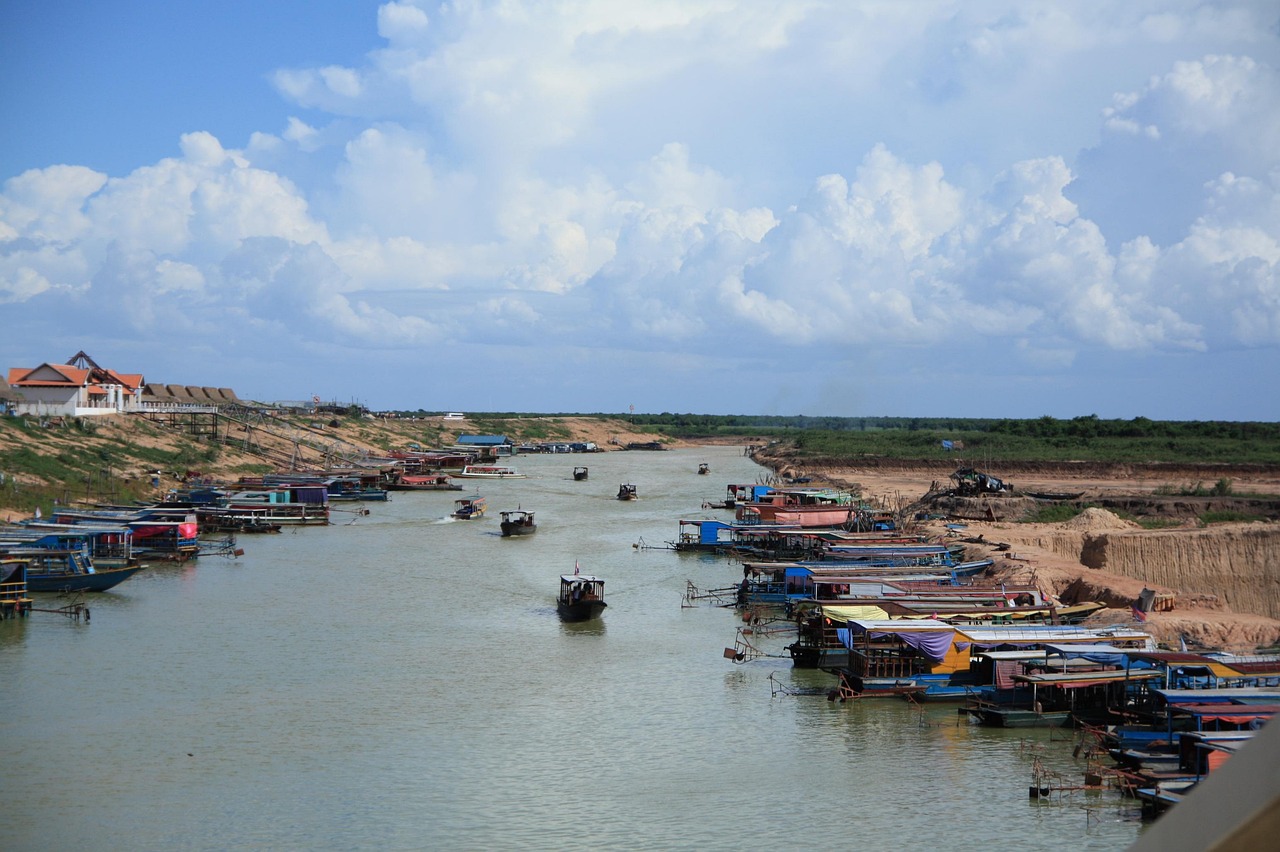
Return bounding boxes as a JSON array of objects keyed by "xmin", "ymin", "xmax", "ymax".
[{"xmin": 8, "ymin": 364, "xmax": 91, "ymax": 386}]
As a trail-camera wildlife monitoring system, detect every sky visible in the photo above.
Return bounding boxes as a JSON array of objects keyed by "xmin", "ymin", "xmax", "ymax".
[{"xmin": 2, "ymin": 1, "xmax": 1278, "ymax": 420}]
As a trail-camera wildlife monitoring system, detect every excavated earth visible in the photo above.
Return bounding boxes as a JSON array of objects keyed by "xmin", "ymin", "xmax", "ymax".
[{"xmin": 753, "ymin": 449, "xmax": 1280, "ymax": 652}]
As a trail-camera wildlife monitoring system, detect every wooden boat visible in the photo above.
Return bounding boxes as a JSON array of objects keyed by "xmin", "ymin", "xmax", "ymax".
[
  {"xmin": 452, "ymin": 495, "xmax": 487, "ymax": 520},
  {"xmin": 389, "ymin": 473, "xmax": 463, "ymax": 491},
  {"xmin": 4, "ymin": 551, "xmax": 146, "ymax": 593},
  {"xmin": 698, "ymin": 463, "xmax": 710, "ymax": 475},
  {"xmin": 558, "ymin": 574, "xmax": 607, "ymax": 621},
  {"xmin": 500, "ymin": 510, "xmax": 537, "ymax": 537},
  {"xmin": 967, "ymin": 704, "xmax": 1071, "ymax": 728},
  {"xmin": 455, "ymin": 465, "xmax": 526, "ymax": 479},
  {"xmin": 617, "ymin": 484, "xmax": 637, "ymax": 501},
  {"xmin": 573, "ymin": 466, "xmax": 589, "ymax": 481}
]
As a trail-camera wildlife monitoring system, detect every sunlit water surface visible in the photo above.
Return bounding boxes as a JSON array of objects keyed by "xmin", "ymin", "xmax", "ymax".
[{"xmin": 1, "ymin": 447, "xmax": 1147, "ymax": 850}]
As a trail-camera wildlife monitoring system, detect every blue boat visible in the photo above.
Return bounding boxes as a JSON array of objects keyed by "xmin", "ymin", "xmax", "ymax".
[{"xmin": 3, "ymin": 548, "xmax": 146, "ymax": 593}]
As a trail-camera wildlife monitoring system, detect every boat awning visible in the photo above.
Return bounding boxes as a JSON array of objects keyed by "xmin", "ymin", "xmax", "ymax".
[
  {"xmin": 1042, "ymin": 643, "xmax": 1136, "ymax": 666},
  {"xmin": 841, "ymin": 619, "xmax": 955, "ymax": 662},
  {"xmin": 1125, "ymin": 651, "xmax": 1253, "ymax": 679},
  {"xmin": 1168, "ymin": 703, "xmax": 1280, "ymax": 723},
  {"xmin": 820, "ymin": 604, "xmax": 890, "ymax": 622}
]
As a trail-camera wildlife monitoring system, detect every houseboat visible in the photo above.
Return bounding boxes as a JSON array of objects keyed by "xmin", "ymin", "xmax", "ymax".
[{"xmin": 826, "ymin": 619, "xmax": 1155, "ymax": 700}]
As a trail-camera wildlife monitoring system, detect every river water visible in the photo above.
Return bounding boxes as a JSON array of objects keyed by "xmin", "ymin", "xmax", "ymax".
[{"xmin": 2, "ymin": 446, "xmax": 1147, "ymax": 850}]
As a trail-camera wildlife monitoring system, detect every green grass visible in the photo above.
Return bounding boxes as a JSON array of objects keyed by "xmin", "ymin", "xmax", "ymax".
[
  {"xmin": 1199, "ymin": 510, "xmax": 1269, "ymax": 524},
  {"xmin": 1022, "ymin": 504, "xmax": 1096, "ymax": 523}
]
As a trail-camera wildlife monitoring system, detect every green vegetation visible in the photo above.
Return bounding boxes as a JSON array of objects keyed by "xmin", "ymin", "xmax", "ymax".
[
  {"xmin": 1155, "ymin": 479, "xmax": 1237, "ymax": 496},
  {"xmin": 0, "ymin": 415, "xmax": 218, "ymax": 516},
  {"xmin": 608, "ymin": 413, "xmax": 1280, "ymax": 464},
  {"xmin": 1200, "ymin": 510, "xmax": 1269, "ymax": 525},
  {"xmin": 1022, "ymin": 503, "xmax": 1096, "ymax": 523}
]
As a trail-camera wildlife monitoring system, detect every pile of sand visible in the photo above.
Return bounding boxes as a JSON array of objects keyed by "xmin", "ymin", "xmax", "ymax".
[{"xmin": 1064, "ymin": 507, "xmax": 1137, "ymax": 531}]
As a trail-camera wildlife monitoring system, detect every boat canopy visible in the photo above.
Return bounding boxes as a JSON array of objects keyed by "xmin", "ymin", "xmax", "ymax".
[
  {"xmin": 1011, "ymin": 669, "xmax": 1165, "ymax": 689},
  {"xmin": 1041, "ymin": 642, "xmax": 1138, "ymax": 666}
]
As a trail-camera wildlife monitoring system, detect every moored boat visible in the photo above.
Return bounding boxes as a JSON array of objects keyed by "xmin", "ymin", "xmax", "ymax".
[
  {"xmin": 390, "ymin": 473, "xmax": 463, "ymax": 491},
  {"xmin": 6, "ymin": 550, "xmax": 146, "ymax": 593},
  {"xmin": 500, "ymin": 510, "xmax": 537, "ymax": 537},
  {"xmin": 452, "ymin": 495, "xmax": 487, "ymax": 520},
  {"xmin": 456, "ymin": 465, "xmax": 526, "ymax": 479},
  {"xmin": 558, "ymin": 573, "xmax": 607, "ymax": 621}
]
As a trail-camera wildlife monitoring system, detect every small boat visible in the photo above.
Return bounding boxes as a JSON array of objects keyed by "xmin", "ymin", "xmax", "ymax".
[
  {"xmin": 390, "ymin": 473, "xmax": 463, "ymax": 491},
  {"xmin": 698, "ymin": 463, "xmax": 710, "ymax": 475},
  {"xmin": 500, "ymin": 510, "xmax": 537, "ymax": 537},
  {"xmin": 573, "ymin": 466, "xmax": 589, "ymax": 481},
  {"xmin": 558, "ymin": 573, "xmax": 607, "ymax": 621},
  {"xmin": 455, "ymin": 465, "xmax": 526, "ymax": 479},
  {"xmin": 617, "ymin": 484, "xmax": 637, "ymax": 501},
  {"xmin": 452, "ymin": 495, "xmax": 487, "ymax": 520}
]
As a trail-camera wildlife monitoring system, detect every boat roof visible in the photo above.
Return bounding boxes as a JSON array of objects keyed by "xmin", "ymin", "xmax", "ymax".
[
  {"xmin": 560, "ymin": 574, "xmax": 604, "ymax": 583},
  {"xmin": 1125, "ymin": 651, "xmax": 1263, "ymax": 677},
  {"xmin": 1042, "ymin": 643, "xmax": 1141, "ymax": 656},
  {"xmin": 1013, "ymin": 669, "xmax": 1165, "ymax": 687},
  {"xmin": 1167, "ymin": 703, "xmax": 1279, "ymax": 718}
]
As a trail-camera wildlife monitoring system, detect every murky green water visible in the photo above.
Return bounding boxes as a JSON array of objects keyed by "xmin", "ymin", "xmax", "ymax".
[{"xmin": 1, "ymin": 446, "xmax": 1146, "ymax": 850}]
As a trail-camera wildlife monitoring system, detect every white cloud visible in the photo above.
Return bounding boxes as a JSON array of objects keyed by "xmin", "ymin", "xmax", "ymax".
[{"xmin": 3, "ymin": 1, "xmax": 1280, "ymax": 416}]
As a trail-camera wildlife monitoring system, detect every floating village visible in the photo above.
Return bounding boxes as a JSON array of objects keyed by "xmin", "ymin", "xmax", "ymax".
[{"xmin": 2, "ymin": 353, "xmax": 1277, "ymax": 840}]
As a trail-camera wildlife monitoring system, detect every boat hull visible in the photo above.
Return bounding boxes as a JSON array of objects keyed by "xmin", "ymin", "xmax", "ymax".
[
  {"xmin": 501, "ymin": 523, "xmax": 537, "ymax": 536},
  {"xmin": 557, "ymin": 600, "xmax": 607, "ymax": 621},
  {"xmin": 970, "ymin": 707, "xmax": 1070, "ymax": 728},
  {"xmin": 26, "ymin": 564, "xmax": 146, "ymax": 593}
]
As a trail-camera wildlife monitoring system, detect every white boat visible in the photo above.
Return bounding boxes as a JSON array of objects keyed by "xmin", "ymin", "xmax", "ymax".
[{"xmin": 455, "ymin": 465, "xmax": 526, "ymax": 479}]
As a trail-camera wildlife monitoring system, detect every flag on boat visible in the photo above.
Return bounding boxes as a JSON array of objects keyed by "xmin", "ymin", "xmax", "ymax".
[
  {"xmin": 1131, "ymin": 603, "xmax": 1147, "ymax": 622},
  {"xmin": 574, "ymin": 560, "xmax": 580, "ymax": 575}
]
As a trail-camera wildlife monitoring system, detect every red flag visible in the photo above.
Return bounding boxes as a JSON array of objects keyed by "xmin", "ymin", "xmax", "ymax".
[{"xmin": 1131, "ymin": 604, "xmax": 1147, "ymax": 622}]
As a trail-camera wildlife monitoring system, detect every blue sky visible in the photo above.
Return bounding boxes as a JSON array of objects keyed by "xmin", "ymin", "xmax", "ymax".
[{"xmin": 2, "ymin": 1, "xmax": 1278, "ymax": 419}]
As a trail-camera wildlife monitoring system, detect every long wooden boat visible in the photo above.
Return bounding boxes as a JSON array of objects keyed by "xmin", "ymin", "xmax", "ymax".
[
  {"xmin": 389, "ymin": 474, "xmax": 463, "ymax": 491},
  {"xmin": 500, "ymin": 510, "xmax": 537, "ymax": 537},
  {"xmin": 3, "ymin": 551, "xmax": 147, "ymax": 593},
  {"xmin": 558, "ymin": 574, "xmax": 607, "ymax": 621},
  {"xmin": 455, "ymin": 465, "xmax": 526, "ymax": 479},
  {"xmin": 968, "ymin": 705, "xmax": 1071, "ymax": 728}
]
